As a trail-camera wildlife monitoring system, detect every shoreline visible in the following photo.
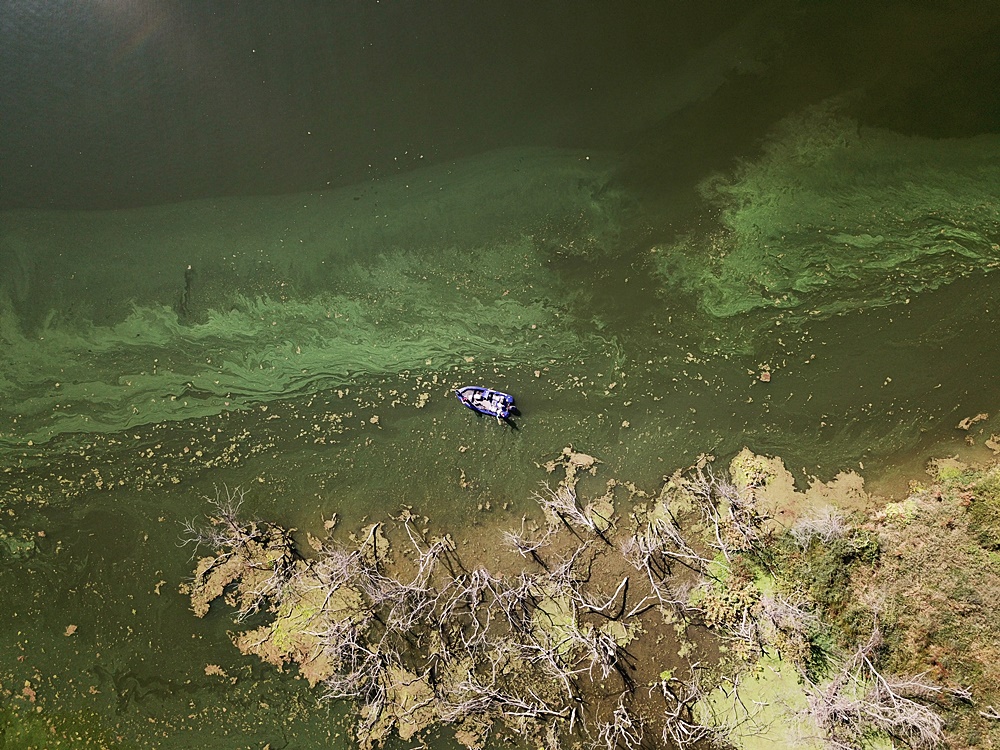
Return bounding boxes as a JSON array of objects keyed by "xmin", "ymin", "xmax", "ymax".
[{"xmin": 178, "ymin": 445, "xmax": 1000, "ymax": 749}]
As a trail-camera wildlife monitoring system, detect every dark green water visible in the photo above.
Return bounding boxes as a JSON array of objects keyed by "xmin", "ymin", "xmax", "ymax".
[{"xmin": 2, "ymin": 2, "xmax": 1000, "ymax": 747}]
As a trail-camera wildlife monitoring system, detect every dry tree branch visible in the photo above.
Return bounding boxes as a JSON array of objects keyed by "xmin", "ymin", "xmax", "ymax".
[
  {"xmin": 178, "ymin": 484, "xmax": 253, "ymax": 556},
  {"xmin": 684, "ymin": 468, "xmax": 769, "ymax": 565},
  {"xmin": 790, "ymin": 505, "xmax": 849, "ymax": 551},
  {"xmin": 441, "ymin": 670, "xmax": 570, "ymax": 725},
  {"xmin": 591, "ymin": 697, "xmax": 643, "ymax": 750},
  {"xmin": 581, "ymin": 576, "xmax": 630, "ymax": 621},
  {"xmin": 655, "ymin": 666, "xmax": 723, "ymax": 750},
  {"xmin": 619, "ymin": 535, "xmax": 694, "ymax": 620},
  {"xmin": 573, "ymin": 624, "xmax": 625, "ymax": 682},
  {"xmin": 546, "ymin": 540, "xmax": 594, "ymax": 592},
  {"xmin": 981, "ymin": 705, "xmax": 1000, "ymax": 721},
  {"xmin": 533, "ymin": 483, "xmax": 612, "ymax": 544},
  {"xmin": 806, "ymin": 621, "xmax": 946, "ymax": 750},
  {"xmin": 504, "ymin": 516, "xmax": 555, "ymax": 570}
]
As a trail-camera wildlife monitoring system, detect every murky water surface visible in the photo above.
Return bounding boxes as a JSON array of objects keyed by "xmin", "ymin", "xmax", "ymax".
[{"xmin": 2, "ymin": 2, "xmax": 1000, "ymax": 746}]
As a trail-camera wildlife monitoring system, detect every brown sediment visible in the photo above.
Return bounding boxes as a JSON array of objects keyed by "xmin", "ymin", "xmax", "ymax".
[
  {"xmin": 956, "ymin": 412, "xmax": 989, "ymax": 430},
  {"xmin": 540, "ymin": 445, "xmax": 601, "ymax": 484}
]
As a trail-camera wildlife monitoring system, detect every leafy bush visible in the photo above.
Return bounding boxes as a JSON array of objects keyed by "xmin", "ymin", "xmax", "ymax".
[{"xmin": 782, "ymin": 528, "xmax": 878, "ymax": 611}]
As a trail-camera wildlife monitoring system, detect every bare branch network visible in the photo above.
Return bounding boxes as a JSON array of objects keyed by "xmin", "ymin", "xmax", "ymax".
[{"xmin": 180, "ymin": 458, "xmax": 956, "ymax": 750}]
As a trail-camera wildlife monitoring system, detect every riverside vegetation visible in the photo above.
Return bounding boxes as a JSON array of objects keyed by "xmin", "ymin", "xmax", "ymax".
[{"xmin": 181, "ymin": 447, "xmax": 1000, "ymax": 749}]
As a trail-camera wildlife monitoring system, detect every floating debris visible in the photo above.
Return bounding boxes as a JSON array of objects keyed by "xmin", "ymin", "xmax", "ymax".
[{"xmin": 957, "ymin": 413, "xmax": 988, "ymax": 430}]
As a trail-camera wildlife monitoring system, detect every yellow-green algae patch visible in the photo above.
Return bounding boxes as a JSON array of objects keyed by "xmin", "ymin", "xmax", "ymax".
[
  {"xmin": 729, "ymin": 446, "xmax": 870, "ymax": 524},
  {"xmin": 872, "ymin": 496, "xmax": 921, "ymax": 525},
  {"xmin": 0, "ymin": 148, "xmax": 628, "ymax": 449},
  {"xmin": 0, "ymin": 528, "xmax": 35, "ymax": 559},
  {"xmin": 654, "ymin": 102, "xmax": 1000, "ymax": 330},
  {"xmin": 584, "ymin": 495, "xmax": 615, "ymax": 533},
  {"xmin": 233, "ymin": 581, "xmax": 365, "ymax": 687},
  {"xmin": 698, "ymin": 652, "xmax": 825, "ymax": 750},
  {"xmin": 599, "ymin": 619, "xmax": 638, "ymax": 648},
  {"xmin": 530, "ymin": 587, "xmax": 580, "ymax": 659}
]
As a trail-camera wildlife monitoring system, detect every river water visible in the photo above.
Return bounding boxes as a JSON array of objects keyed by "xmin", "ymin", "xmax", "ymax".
[{"xmin": 2, "ymin": 2, "xmax": 1000, "ymax": 747}]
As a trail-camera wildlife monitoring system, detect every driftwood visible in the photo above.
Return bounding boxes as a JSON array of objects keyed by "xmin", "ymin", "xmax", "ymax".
[
  {"xmin": 179, "ymin": 468, "xmax": 756, "ymax": 749},
  {"xmin": 181, "ymin": 456, "xmax": 950, "ymax": 750}
]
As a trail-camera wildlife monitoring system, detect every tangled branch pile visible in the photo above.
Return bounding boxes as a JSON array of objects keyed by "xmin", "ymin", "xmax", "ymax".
[{"xmin": 180, "ymin": 450, "xmax": 961, "ymax": 750}]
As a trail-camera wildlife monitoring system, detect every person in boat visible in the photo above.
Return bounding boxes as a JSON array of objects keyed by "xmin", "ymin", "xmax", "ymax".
[{"xmin": 456, "ymin": 386, "xmax": 517, "ymax": 424}]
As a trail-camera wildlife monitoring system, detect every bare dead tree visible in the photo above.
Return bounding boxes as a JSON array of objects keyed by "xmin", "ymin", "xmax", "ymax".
[
  {"xmin": 618, "ymin": 534, "xmax": 692, "ymax": 621},
  {"xmin": 654, "ymin": 666, "xmax": 724, "ymax": 750},
  {"xmin": 306, "ymin": 612, "xmax": 365, "ymax": 669},
  {"xmin": 592, "ymin": 697, "xmax": 643, "ymax": 750},
  {"xmin": 581, "ymin": 576, "xmax": 630, "ymax": 621},
  {"xmin": 546, "ymin": 540, "xmax": 594, "ymax": 592},
  {"xmin": 463, "ymin": 677, "xmax": 570, "ymax": 721},
  {"xmin": 761, "ymin": 591, "xmax": 817, "ymax": 630},
  {"xmin": 574, "ymin": 624, "xmax": 624, "ymax": 682},
  {"xmin": 492, "ymin": 571, "xmax": 543, "ymax": 636},
  {"xmin": 618, "ymin": 511, "xmax": 724, "ymax": 633},
  {"xmin": 534, "ymin": 483, "xmax": 612, "ymax": 544},
  {"xmin": 758, "ymin": 591, "xmax": 820, "ymax": 650},
  {"xmin": 642, "ymin": 508, "xmax": 720, "ymax": 578},
  {"xmin": 504, "ymin": 516, "xmax": 555, "ymax": 570},
  {"xmin": 438, "ymin": 642, "xmax": 572, "ymax": 728},
  {"xmin": 310, "ymin": 545, "xmax": 366, "ymax": 601},
  {"xmin": 436, "ymin": 678, "xmax": 497, "ymax": 724},
  {"xmin": 234, "ymin": 565, "xmax": 298, "ymax": 624},
  {"xmin": 674, "ymin": 467, "xmax": 772, "ymax": 574},
  {"xmin": 180, "ymin": 486, "xmax": 303, "ymax": 622},
  {"xmin": 373, "ymin": 532, "xmax": 452, "ymax": 635},
  {"xmin": 805, "ymin": 621, "xmax": 946, "ymax": 749},
  {"xmin": 712, "ymin": 474, "xmax": 769, "ymax": 554},
  {"xmin": 178, "ymin": 485, "xmax": 253, "ymax": 556},
  {"xmin": 436, "ymin": 567, "xmax": 505, "ymax": 654},
  {"xmin": 790, "ymin": 505, "xmax": 850, "ymax": 551}
]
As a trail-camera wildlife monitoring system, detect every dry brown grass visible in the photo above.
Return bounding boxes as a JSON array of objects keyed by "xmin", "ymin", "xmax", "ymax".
[{"xmin": 862, "ymin": 466, "xmax": 1000, "ymax": 749}]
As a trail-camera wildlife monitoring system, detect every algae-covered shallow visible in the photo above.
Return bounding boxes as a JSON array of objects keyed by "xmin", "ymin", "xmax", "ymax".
[
  {"xmin": 654, "ymin": 102, "xmax": 1000, "ymax": 325},
  {"xmin": 4, "ymin": 134, "xmax": 1000, "ymax": 478},
  {"xmin": 3, "ymin": 77, "xmax": 1000, "ymax": 749}
]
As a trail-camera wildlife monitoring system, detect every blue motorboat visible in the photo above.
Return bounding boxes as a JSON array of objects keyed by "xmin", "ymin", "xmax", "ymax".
[{"xmin": 455, "ymin": 386, "xmax": 516, "ymax": 422}]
